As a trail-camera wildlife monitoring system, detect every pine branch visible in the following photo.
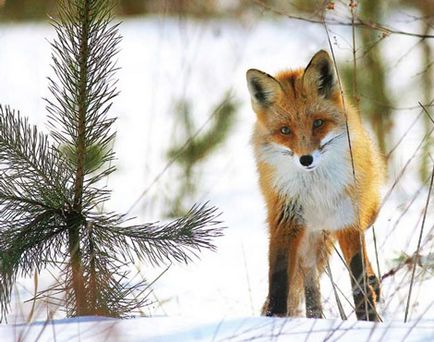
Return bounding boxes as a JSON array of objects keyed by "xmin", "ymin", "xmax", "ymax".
[
  {"xmin": 0, "ymin": 211, "xmax": 68, "ymax": 320},
  {"xmin": 0, "ymin": 103, "xmax": 72, "ymax": 322},
  {"xmin": 92, "ymin": 203, "xmax": 224, "ymax": 267},
  {"xmin": 0, "ymin": 105, "xmax": 73, "ymax": 208},
  {"xmin": 46, "ymin": 0, "xmax": 120, "ymax": 207}
]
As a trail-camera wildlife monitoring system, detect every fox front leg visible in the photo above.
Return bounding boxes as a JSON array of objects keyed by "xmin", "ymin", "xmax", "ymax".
[
  {"xmin": 263, "ymin": 226, "xmax": 303, "ymax": 317},
  {"xmin": 303, "ymin": 266, "xmax": 323, "ymax": 318},
  {"xmin": 263, "ymin": 250, "xmax": 289, "ymax": 316}
]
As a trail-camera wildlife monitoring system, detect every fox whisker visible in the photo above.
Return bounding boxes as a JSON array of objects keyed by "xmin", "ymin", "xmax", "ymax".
[
  {"xmin": 281, "ymin": 150, "xmax": 294, "ymax": 156},
  {"xmin": 319, "ymin": 132, "xmax": 345, "ymax": 152}
]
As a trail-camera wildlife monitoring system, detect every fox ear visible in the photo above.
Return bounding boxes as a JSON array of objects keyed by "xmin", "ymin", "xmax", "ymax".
[
  {"xmin": 246, "ymin": 69, "xmax": 282, "ymax": 106},
  {"xmin": 303, "ymin": 50, "xmax": 337, "ymax": 98}
]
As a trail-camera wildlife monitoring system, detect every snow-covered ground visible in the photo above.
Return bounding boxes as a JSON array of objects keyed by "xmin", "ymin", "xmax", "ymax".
[
  {"xmin": 0, "ymin": 10, "xmax": 433, "ymax": 341},
  {"xmin": 2, "ymin": 316, "xmax": 434, "ymax": 341}
]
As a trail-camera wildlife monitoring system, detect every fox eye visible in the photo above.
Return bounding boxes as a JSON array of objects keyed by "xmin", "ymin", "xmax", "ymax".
[
  {"xmin": 280, "ymin": 126, "xmax": 291, "ymax": 135},
  {"xmin": 313, "ymin": 119, "xmax": 324, "ymax": 128}
]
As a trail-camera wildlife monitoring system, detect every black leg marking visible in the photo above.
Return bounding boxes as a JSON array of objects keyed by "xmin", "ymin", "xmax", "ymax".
[
  {"xmin": 265, "ymin": 252, "xmax": 289, "ymax": 316},
  {"xmin": 368, "ymin": 274, "xmax": 381, "ymax": 301},
  {"xmin": 305, "ymin": 284, "xmax": 323, "ymax": 318},
  {"xmin": 303, "ymin": 265, "xmax": 323, "ymax": 319},
  {"xmin": 349, "ymin": 252, "xmax": 379, "ymax": 321}
]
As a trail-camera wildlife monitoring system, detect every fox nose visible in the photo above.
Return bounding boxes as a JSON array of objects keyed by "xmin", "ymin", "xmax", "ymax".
[{"xmin": 299, "ymin": 155, "xmax": 313, "ymax": 167}]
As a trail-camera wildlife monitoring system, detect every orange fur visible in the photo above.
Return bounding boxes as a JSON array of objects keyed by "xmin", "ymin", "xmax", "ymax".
[{"xmin": 247, "ymin": 50, "xmax": 385, "ymax": 320}]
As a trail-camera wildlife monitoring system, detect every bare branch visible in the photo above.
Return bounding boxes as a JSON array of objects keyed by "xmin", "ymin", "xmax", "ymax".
[{"xmin": 252, "ymin": 0, "xmax": 434, "ymax": 39}]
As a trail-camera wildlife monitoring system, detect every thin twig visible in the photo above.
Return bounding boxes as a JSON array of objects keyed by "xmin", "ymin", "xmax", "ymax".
[
  {"xmin": 372, "ymin": 226, "xmax": 381, "ymax": 288},
  {"xmin": 381, "ymin": 126, "xmax": 434, "ymax": 211},
  {"xmin": 332, "ymin": 245, "xmax": 382, "ymax": 321},
  {"xmin": 382, "ymin": 175, "xmax": 431, "ymax": 251},
  {"xmin": 326, "ymin": 259, "xmax": 347, "ymax": 320},
  {"xmin": 404, "ymin": 161, "xmax": 434, "ymax": 322},
  {"xmin": 324, "ymin": 268, "xmax": 356, "ymax": 310},
  {"xmin": 323, "ymin": 4, "xmax": 376, "ymax": 321},
  {"xmin": 26, "ymin": 272, "xmax": 39, "ymax": 323},
  {"xmin": 323, "ymin": 8, "xmax": 357, "ymax": 182},
  {"xmin": 241, "ymin": 243, "xmax": 255, "ymax": 315},
  {"xmin": 419, "ymin": 102, "xmax": 434, "ymax": 125},
  {"xmin": 359, "ymin": 234, "xmax": 370, "ymax": 321},
  {"xmin": 350, "ymin": 0, "xmax": 359, "ymax": 108},
  {"xmin": 386, "ymin": 109, "xmax": 424, "ymax": 160}
]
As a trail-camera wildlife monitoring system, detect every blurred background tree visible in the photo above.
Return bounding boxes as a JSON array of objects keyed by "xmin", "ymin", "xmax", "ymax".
[
  {"xmin": 0, "ymin": 0, "xmax": 58, "ymax": 20},
  {"xmin": 342, "ymin": 0, "xmax": 394, "ymax": 155},
  {"xmin": 398, "ymin": 0, "xmax": 434, "ymax": 182},
  {"xmin": 166, "ymin": 93, "xmax": 237, "ymax": 218},
  {"xmin": 0, "ymin": 0, "xmax": 231, "ymax": 20}
]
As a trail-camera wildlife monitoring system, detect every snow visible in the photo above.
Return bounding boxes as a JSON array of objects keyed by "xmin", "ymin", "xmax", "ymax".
[
  {"xmin": 0, "ymin": 10, "xmax": 434, "ymax": 341},
  {"xmin": 2, "ymin": 316, "xmax": 434, "ymax": 341}
]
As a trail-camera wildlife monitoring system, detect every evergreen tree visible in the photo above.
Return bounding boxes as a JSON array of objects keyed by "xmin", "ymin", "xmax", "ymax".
[{"xmin": 0, "ymin": 0, "xmax": 223, "ymax": 321}]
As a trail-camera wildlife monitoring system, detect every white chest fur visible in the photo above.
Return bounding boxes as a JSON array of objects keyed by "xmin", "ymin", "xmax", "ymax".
[
  {"xmin": 259, "ymin": 140, "xmax": 357, "ymax": 232},
  {"xmin": 300, "ymin": 185, "xmax": 355, "ymax": 232}
]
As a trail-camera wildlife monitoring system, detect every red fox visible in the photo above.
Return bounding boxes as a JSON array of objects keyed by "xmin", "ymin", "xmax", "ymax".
[{"xmin": 246, "ymin": 50, "xmax": 385, "ymax": 321}]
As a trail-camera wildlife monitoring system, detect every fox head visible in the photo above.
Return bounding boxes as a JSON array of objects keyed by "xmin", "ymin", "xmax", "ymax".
[{"xmin": 247, "ymin": 50, "xmax": 349, "ymax": 172}]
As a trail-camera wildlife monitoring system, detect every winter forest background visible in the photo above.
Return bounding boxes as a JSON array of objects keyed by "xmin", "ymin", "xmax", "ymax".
[{"xmin": 0, "ymin": 0, "xmax": 433, "ymax": 341}]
